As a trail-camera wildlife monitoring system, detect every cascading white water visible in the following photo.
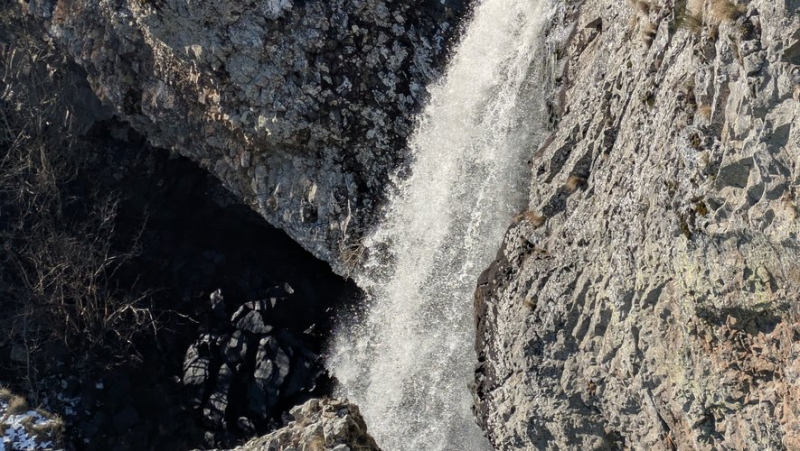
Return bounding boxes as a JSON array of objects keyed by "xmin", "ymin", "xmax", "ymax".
[{"xmin": 328, "ymin": 0, "xmax": 554, "ymax": 449}]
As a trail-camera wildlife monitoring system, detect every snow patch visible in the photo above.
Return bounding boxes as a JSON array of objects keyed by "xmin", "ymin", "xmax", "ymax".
[{"xmin": 1, "ymin": 397, "xmax": 63, "ymax": 450}]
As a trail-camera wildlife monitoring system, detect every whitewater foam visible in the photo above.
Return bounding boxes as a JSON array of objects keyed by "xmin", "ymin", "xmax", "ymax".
[{"xmin": 328, "ymin": 0, "xmax": 554, "ymax": 449}]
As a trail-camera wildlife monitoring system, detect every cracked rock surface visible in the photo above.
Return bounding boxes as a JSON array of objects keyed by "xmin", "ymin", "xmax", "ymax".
[
  {"xmin": 214, "ymin": 398, "xmax": 380, "ymax": 451},
  {"xmin": 474, "ymin": 0, "xmax": 800, "ymax": 449},
  {"xmin": 24, "ymin": 0, "xmax": 469, "ymax": 273}
]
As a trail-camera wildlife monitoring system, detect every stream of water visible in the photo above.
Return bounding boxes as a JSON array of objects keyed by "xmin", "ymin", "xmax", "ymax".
[{"xmin": 328, "ymin": 0, "xmax": 554, "ymax": 448}]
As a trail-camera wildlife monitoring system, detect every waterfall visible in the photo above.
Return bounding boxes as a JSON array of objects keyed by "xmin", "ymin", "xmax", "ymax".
[{"xmin": 328, "ymin": 0, "xmax": 554, "ymax": 449}]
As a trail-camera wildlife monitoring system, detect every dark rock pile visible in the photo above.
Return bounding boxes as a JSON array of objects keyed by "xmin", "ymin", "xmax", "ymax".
[{"xmin": 183, "ymin": 286, "xmax": 334, "ymax": 447}]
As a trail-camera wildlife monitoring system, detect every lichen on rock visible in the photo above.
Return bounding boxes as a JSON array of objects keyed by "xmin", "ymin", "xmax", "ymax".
[{"xmin": 474, "ymin": 0, "xmax": 800, "ymax": 449}]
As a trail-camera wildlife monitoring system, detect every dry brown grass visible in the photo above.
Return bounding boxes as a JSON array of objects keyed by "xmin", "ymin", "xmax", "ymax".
[
  {"xmin": 18, "ymin": 415, "xmax": 35, "ymax": 429},
  {"xmin": 565, "ymin": 175, "xmax": 587, "ymax": 193},
  {"xmin": 680, "ymin": 12, "xmax": 704, "ymax": 34},
  {"xmin": 517, "ymin": 211, "xmax": 547, "ymax": 228},
  {"xmin": 523, "ymin": 297, "xmax": 537, "ymax": 309},
  {"xmin": 642, "ymin": 22, "xmax": 659, "ymax": 45},
  {"xmin": 697, "ymin": 104, "xmax": 712, "ymax": 120},
  {"xmin": 7, "ymin": 395, "xmax": 29, "ymax": 415},
  {"xmin": 306, "ymin": 433, "xmax": 327, "ymax": 451},
  {"xmin": 687, "ymin": 0, "xmax": 706, "ymax": 13},
  {"xmin": 710, "ymin": 0, "xmax": 745, "ymax": 22},
  {"xmin": 708, "ymin": 23, "xmax": 720, "ymax": 41},
  {"xmin": 29, "ymin": 413, "xmax": 65, "ymax": 445}
]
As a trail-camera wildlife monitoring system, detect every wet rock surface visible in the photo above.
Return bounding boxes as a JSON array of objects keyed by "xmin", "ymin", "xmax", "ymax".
[
  {"xmin": 474, "ymin": 0, "xmax": 800, "ymax": 449},
  {"xmin": 23, "ymin": 0, "xmax": 472, "ymax": 273}
]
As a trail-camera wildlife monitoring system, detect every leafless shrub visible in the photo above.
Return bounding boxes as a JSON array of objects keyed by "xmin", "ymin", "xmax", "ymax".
[
  {"xmin": 0, "ymin": 6, "xmax": 156, "ymax": 386},
  {"xmin": 339, "ymin": 237, "xmax": 366, "ymax": 278}
]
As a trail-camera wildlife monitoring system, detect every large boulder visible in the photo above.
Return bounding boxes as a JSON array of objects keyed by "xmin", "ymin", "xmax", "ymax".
[{"xmin": 220, "ymin": 398, "xmax": 380, "ymax": 451}]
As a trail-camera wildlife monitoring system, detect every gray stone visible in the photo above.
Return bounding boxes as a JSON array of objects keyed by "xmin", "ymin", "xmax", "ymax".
[
  {"xmin": 224, "ymin": 330, "xmax": 248, "ymax": 364},
  {"xmin": 204, "ymin": 363, "xmax": 233, "ymax": 428},
  {"xmin": 222, "ymin": 398, "xmax": 380, "ymax": 451},
  {"xmin": 183, "ymin": 338, "xmax": 212, "ymax": 386},
  {"xmin": 235, "ymin": 310, "xmax": 273, "ymax": 335},
  {"xmin": 473, "ymin": 1, "xmax": 800, "ymax": 449}
]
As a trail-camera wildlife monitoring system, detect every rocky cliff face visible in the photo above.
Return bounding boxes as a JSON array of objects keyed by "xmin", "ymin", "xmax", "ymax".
[
  {"xmin": 23, "ymin": 0, "xmax": 468, "ymax": 273},
  {"xmin": 474, "ymin": 0, "xmax": 800, "ymax": 449},
  {"xmin": 15, "ymin": 0, "xmax": 800, "ymax": 448}
]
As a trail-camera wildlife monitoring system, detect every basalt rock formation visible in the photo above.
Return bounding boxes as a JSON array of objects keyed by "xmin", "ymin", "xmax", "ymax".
[
  {"xmin": 22, "ymin": 0, "xmax": 469, "ymax": 274},
  {"xmin": 474, "ymin": 0, "xmax": 800, "ymax": 449}
]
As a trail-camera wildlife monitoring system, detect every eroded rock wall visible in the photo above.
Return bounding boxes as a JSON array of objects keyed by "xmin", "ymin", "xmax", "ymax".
[
  {"xmin": 23, "ymin": 0, "xmax": 469, "ymax": 273},
  {"xmin": 474, "ymin": 0, "xmax": 800, "ymax": 449}
]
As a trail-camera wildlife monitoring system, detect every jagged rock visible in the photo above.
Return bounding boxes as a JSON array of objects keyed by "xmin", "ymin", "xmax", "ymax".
[
  {"xmin": 183, "ymin": 289, "xmax": 325, "ymax": 445},
  {"xmin": 204, "ymin": 363, "xmax": 233, "ymax": 428},
  {"xmin": 236, "ymin": 311, "xmax": 273, "ymax": 335},
  {"xmin": 474, "ymin": 0, "xmax": 800, "ymax": 449},
  {"xmin": 183, "ymin": 335, "xmax": 213, "ymax": 391},
  {"xmin": 23, "ymin": 0, "xmax": 471, "ymax": 274},
  {"xmin": 218, "ymin": 398, "xmax": 381, "ymax": 451},
  {"xmin": 224, "ymin": 331, "xmax": 248, "ymax": 365}
]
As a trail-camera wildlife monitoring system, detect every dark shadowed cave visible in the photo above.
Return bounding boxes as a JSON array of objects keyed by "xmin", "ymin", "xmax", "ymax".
[{"xmin": 1, "ymin": 119, "xmax": 360, "ymax": 451}]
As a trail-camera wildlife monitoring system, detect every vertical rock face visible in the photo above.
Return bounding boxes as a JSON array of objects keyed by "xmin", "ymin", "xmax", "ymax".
[
  {"xmin": 474, "ymin": 0, "xmax": 800, "ymax": 449},
  {"xmin": 23, "ymin": 0, "xmax": 470, "ymax": 273}
]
